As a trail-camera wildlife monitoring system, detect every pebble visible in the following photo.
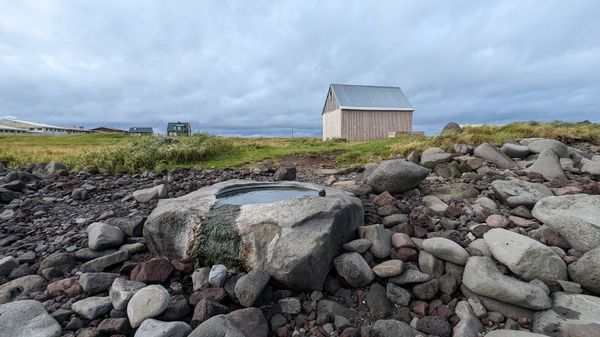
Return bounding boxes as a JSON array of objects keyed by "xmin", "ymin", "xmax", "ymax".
[{"xmin": 208, "ymin": 264, "xmax": 228, "ymax": 287}]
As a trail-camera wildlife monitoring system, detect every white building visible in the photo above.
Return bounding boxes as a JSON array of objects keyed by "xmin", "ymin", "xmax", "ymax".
[{"xmin": 0, "ymin": 118, "xmax": 90, "ymax": 135}]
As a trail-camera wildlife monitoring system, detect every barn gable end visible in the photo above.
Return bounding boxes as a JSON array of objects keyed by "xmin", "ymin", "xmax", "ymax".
[{"xmin": 321, "ymin": 84, "xmax": 414, "ymax": 141}]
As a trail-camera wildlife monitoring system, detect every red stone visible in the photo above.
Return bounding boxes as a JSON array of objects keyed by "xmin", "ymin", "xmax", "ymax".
[
  {"xmin": 543, "ymin": 228, "xmax": 571, "ymax": 249},
  {"xmin": 444, "ymin": 206, "xmax": 462, "ymax": 218},
  {"xmin": 372, "ymin": 191, "xmax": 396, "ymax": 207},
  {"xmin": 47, "ymin": 277, "xmax": 82, "ymax": 297},
  {"xmin": 411, "ymin": 302, "xmax": 427, "ymax": 317},
  {"xmin": 171, "ymin": 259, "xmax": 194, "ymax": 273},
  {"xmin": 191, "ymin": 299, "xmax": 229, "ymax": 328},
  {"xmin": 130, "ymin": 257, "xmax": 174, "ymax": 283},
  {"xmin": 97, "ymin": 318, "xmax": 130, "ymax": 335},
  {"xmin": 392, "ymin": 247, "xmax": 418, "ymax": 262},
  {"xmin": 436, "ymin": 304, "xmax": 453, "ymax": 319},
  {"xmin": 189, "ymin": 287, "xmax": 227, "ymax": 306}
]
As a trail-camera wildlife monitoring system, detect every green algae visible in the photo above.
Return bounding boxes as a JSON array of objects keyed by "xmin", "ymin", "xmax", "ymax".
[{"xmin": 192, "ymin": 203, "xmax": 243, "ymax": 267}]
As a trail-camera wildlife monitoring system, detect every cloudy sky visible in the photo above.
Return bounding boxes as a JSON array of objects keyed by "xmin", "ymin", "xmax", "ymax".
[{"xmin": 1, "ymin": 1, "xmax": 599, "ymax": 136}]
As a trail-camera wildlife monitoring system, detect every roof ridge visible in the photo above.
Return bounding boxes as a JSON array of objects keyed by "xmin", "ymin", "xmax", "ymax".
[{"xmin": 331, "ymin": 83, "xmax": 401, "ymax": 89}]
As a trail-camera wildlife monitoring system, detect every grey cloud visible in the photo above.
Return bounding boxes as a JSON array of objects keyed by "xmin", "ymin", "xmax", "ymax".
[{"xmin": 0, "ymin": 1, "xmax": 599, "ymax": 136}]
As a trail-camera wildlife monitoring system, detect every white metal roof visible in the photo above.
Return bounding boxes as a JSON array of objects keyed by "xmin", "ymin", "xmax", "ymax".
[
  {"xmin": 330, "ymin": 84, "xmax": 414, "ymax": 111},
  {"xmin": 0, "ymin": 118, "xmax": 64, "ymax": 129},
  {"xmin": 0, "ymin": 125, "xmax": 29, "ymax": 132}
]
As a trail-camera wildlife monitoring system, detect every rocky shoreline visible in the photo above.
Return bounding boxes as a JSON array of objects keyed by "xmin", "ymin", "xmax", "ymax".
[{"xmin": 1, "ymin": 138, "xmax": 600, "ymax": 337}]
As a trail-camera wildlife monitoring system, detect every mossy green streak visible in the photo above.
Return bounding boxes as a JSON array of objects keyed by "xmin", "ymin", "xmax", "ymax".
[{"xmin": 192, "ymin": 203, "xmax": 243, "ymax": 268}]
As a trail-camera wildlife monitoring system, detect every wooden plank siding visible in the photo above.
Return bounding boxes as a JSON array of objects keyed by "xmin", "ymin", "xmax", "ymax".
[
  {"xmin": 323, "ymin": 88, "xmax": 339, "ymax": 113},
  {"xmin": 340, "ymin": 109, "xmax": 413, "ymax": 141},
  {"xmin": 322, "ymin": 109, "xmax": 342, "ymax": 140}
]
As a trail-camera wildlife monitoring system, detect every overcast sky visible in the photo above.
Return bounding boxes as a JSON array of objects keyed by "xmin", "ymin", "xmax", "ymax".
[{"xmin": 1, "ymin": 1, "xmax": 599, "ymax": 136}]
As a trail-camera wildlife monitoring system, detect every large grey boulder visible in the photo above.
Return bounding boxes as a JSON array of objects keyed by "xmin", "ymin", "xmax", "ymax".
[
  {"xmin": 491, "ymin": 179, "xmax": 553, "ymax": 208},
  {"xmin": 473, "ymin": 143, "xmax": 517, "ymax": 169},
  {"xmin": 462, "ymin": 256, "xmax": 551, "ymax": 310},
  {"xmin": 0, "ymin": 300, "xmax": 61, "ymax": 337},
  {"xmin": 532, "ymin": 194, "xmax": 600, "ymax": 252},
  {"xmin": 525, "ymin": 148, "xmax": 567, "ymax": 181},
  {"xmin": 134, "ymin": 319, "xmax": 192, "ymax": 337},
  {"xmin": 500, "ymin": 143, "xmax": 530, "ymax": 158},
  {"xmin": 144, "ymin": 180, "xmax": 363, "ymax": 291},
  {"xmin": 533, "ymin": 292, "xmax": 600, "ymax": 336},
  {"xmin": 527, "ymin": 139, "xmax": 568, "ymax": 158},
  {"xmin": 87, "ymin": 222, "xmax": 126, "ymax": 251},
  {"xmin": 420, "ymin": 147, "xmax": 452, "ymax": 168},
  {"xmin": 568, "ymin": 247, "xmax": 600, "ymax": 294},
  {"xmin": 484, "ymin": 228, "xmax": 567, "ymax": 284},
  {"xmin": 363, "ymin": 159, "xmax": 429, "ymax": 193}
]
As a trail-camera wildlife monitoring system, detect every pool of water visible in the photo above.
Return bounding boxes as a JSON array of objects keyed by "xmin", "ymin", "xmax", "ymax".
[{"xmin": 216, "ymin": 186, "xmax": 317, "ymax": 205}]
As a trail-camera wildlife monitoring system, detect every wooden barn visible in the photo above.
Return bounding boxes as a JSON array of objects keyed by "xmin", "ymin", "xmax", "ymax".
[{"xmin": 322, "ymin": 84, "xmax": 414, "ymax": 141}]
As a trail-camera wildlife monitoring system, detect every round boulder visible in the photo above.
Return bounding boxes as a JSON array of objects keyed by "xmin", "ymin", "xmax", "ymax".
[{"xmin": 363, "ymin": 159, "xmax": 430, "ymax": 194}]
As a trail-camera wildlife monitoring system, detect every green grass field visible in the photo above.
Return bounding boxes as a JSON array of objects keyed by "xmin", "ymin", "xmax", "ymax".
[{"xmin": 1, "ymin": 121, "xmax": 599, "ymax": 173}]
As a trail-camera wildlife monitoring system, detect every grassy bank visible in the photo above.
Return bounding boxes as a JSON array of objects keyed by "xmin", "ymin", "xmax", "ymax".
[{"xmin": 1, "ymin": 121, "xmax": 599, "ymax": 173}]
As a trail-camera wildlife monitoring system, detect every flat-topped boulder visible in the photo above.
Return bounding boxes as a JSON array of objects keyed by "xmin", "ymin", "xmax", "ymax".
[
  {"xmin": 143, "ymin": 180, "xmax": 363, "ymax": 290},
  {"xmin": 533, "ymin": 292, "xmax": 600, "ymax": 336},
  {"xmin": 462, "ymin": 256, "xmax": 551, "ymax": 310},
  {"xmin": 532, "ymin": 194, "xmax": 600, "ymax": 252},
  {"xmin": 491, "ymin": 179, "xmax": 553, "ymax": 208},
  {"xmin": 484, "ymin": 228, "xmax": 567, "ymax": 284},
  {"xmin": 0, "ymin": 300, "xmax": 61, "ymax": 337},
  {"xmin": 420, "ymin": 147, "xmax": 452, "ymax": 168}
]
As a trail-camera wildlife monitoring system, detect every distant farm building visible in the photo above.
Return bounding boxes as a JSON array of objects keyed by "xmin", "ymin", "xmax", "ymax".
[
  {"xmin": 322, "ymin": 84, "xmax": 414, "ymax": 141},
  {"xmin": 0, "ymin": 125, "xmax": 29, "ymax": 134},
  {"xmin": 129, "ymin": 127, "xmax": 154, "ymax": 136},
  {"xmin": 91, "ymin": 127, "xmax": 128, "ymax": 134},
  {"xmin": 167, "ymin": 122, "xmax": 191, "ymax": 136},
  {"xmin": 0, "ymin": 118, "xmax": 90, "ymax": 135}
]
